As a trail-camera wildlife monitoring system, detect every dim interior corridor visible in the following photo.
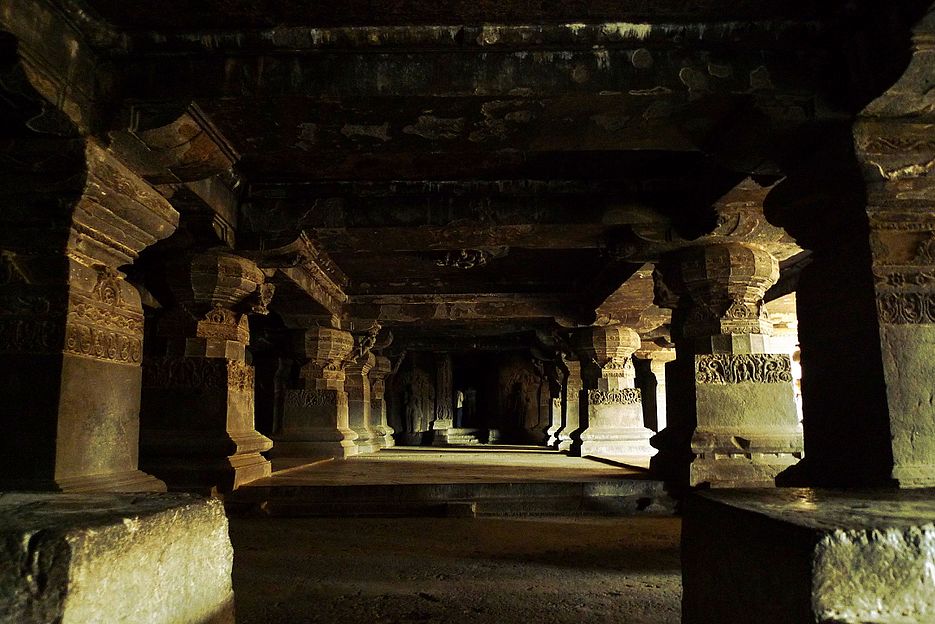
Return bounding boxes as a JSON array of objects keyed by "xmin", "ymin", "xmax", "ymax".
[{"xmin": 229, "ymin": 514, "xmax": 683, "ymax": 624}]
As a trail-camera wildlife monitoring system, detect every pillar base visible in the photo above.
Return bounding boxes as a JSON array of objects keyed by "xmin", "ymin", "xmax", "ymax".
[
  {"xmin": 270, "ymin": 431, "xmax": 359, "ymax": 460},
  {"xmin": 690, "ymin": 430, "xmax": 803, "ymax": 487},
  {"xmin": 372, "ymin": 426, "xmax": 396, "ymax": 449},
  {"xmin": 573, "ymin": 427, "xmax": 657, "ymax": 458},
  {"xmin": 0, "ymin": 492, "xmax": 234, "ymax": 624},
  {"xmin": 0, "ymin": 470, "xmax": 167, "ymax": 494},
  {"xmin": 683, "ymin": 488, "xmax": 935, "ymax": 624},
  {"xmin": 352, "ymin": 429, "xmax": 381, "ymax": 454}
]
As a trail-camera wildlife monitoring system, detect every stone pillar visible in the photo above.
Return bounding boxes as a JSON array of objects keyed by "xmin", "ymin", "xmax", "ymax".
[
  {"xmin": 858, "ymin": 127, "xmax": 935, "ymax": 486},
  {"xmin": 652, "ymin": 242, "xmax": 802, "ymax": 487},
  {"xmin": 555, "ymin": 358, "xmax": 582, "ymax": 453},
  {"xmin": 571, "ymin": 326, "xmax": 655, "ymax": 457},
  {"xmin": 346, "ymin": 352, "xmax": 379, "ymax": 454},
  {"xmin": 271, "ymin": 326, "xmax": 358, "ymax": 459},
  {"xmin": 140, "ymin": 250, "xmax": 274, "ymax": 493},
  {"xmin": 0, "ymin": 138, "xmax": 177, "ymax": 492},
  {"xmin": 430, "ymin": 353, "xmax": 454, "ymax": 445},
  {"xmin": 370, "ymin": 355, "xmax": 396, "ymax": 448},
  {"xmin": 544, "ymin": 361, "xmax": 565, "ymax": 447},
  {"xmin": 635, "ymin": 350, "xmax": 676, "ymax": 433}
]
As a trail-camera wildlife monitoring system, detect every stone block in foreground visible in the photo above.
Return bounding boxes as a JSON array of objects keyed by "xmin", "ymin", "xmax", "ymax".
[
  {"xmin": 682, "ymin": 488, "xmax": 935, "ymax": 624},
  {"xmin": 0, "ymin": 492, "xmax": 234, "ymax": 624}
]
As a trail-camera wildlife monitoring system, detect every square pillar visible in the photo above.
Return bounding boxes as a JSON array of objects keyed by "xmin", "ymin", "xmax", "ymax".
[
  {"xmin": 346, "ymin": 352, "xmax": 379, "ymax": 454},
  {"xmin": 270, "ymin": 327, "xmax": 358, "ymax": 459},
  {"xmin": 370, "ymin": 355, "xmax": 396, "ymax": 448},
  {"xmin": 430, "ymin": 353, "xmax": 454, "ymax": 445},
  {"xmin": 0, "ymin": 138, "xmax": 176, "ymax": 492},
  {"xmin": 571, "ymin": 326, "xmax": 655, "ymax": 457},
  {"xmin": 140, "ymin": 251, "xmax": 273, "ymax": 493},
  {"xmin": 555, "ymin": 359, "xmax": 582, "ymax": 452},
  {"xmin": 652, "ymin": 242, "xmax": 802, "ymax": 487}
]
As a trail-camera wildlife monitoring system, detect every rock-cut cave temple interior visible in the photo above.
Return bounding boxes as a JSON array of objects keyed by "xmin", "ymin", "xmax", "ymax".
[{"xmin": 1, "ymin": 1, "xmax": 935, "ymax": 623}]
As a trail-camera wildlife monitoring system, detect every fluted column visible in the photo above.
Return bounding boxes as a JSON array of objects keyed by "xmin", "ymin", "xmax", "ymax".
[
  {"xmin": 370, "ymin": 355, "xmax": 396, "ymax": 448},
  {"xmin": 140, "ymin": 250, "xmax": 274, "ymax": 493},
  {"xmin": 271, "ymin": 326, "xmax": 358, "ymax": 459},
  {"xmin": 652, "ymin": 242, "xmax": 802, "ymax": 487},
  {"xmin": 0, "ymin": 138, "xmax": 176, "ymax": 492},
  {"xmin": 571, "ymin": 326, "xmax": 655, "ymax": 457}
]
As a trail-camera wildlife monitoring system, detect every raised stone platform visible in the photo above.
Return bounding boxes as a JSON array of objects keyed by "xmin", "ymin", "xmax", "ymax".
[
  {"xmin": 227, "ymin": 446, "xmax": 671, "ymax": 517},
  {"xmin": 0, "ymin": 492, "xmax": 234, "ymax": 624},
  {"xmin": 682, "ymin": 488, "xmax": 935, "ymax": 624}
]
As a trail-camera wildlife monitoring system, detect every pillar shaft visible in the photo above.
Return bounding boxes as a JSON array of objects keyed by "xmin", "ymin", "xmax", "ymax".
[
  {"xmin": 653, "ymin": 242, "xmax": 802, "ymax": 487},
  {"xmin": 0, "ymin": 138, "xmax": 177, "ymax": 492},
  {"xmin": 346, "ymin": 353, "xmax": 378, "ymax": 454},
  {"xmin": 555, "ymin": 359, "xmax": 582, "ymax": 452},
  {"xmin": 370, "ymin": 356, "xmax": 396, "ymax": 448},
  {"xmin": 271, "ymin": 326, "xmax": 358, "ymax": 459},
  {"xmin": 140, "ymin": 250, "xmax": 273, "ymax": 493},
  {"xmin": 571, "ymin": 326, "xmax": 655, "ymax": 457}
]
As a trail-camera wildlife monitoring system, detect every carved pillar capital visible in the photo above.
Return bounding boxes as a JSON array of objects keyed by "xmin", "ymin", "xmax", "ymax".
[
  {"xmin": 293, "ymin": 326, "xmax": 355, "ymax": 384},
  {"xmin": 655, "ymin": 242, "xmax": 779, "ymax": 353}
]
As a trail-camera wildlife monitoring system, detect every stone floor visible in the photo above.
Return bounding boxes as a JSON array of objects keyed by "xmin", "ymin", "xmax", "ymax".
[
  {"xmin": 255, "ymin": 446, "xmax": 652, "ymax": 486},
  {"xmin": 229, "ymin": 514, "xmax": 683, "ymax": 624}
]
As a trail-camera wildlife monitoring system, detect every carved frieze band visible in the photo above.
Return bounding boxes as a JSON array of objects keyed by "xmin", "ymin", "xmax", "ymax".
[
  {"xmin": 0, "ymin": 319, "xmax": 63, "ymax": 354},
  {"xmin": 877, "ymin": 292, "xmax": 935, "ymax": 324},
  {"xmin": 143, "ymin": 357, "xmax": 255, "ymax": 392},
  {"xmin": 587, "ymin": 388, "xmax": 642, "ymax": 405},
  {"xmin": 695, "ymin": 354, "xmax": 792, "ymax": 384},
  {"xmin": 284, "ymin": 389, "xmax": 339, "ymax": 408}
]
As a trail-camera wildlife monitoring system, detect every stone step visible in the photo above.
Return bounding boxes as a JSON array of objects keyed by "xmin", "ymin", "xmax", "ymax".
[{"xmin": 226, "ymin": 479, "xmax": 674, "ymax": 518}]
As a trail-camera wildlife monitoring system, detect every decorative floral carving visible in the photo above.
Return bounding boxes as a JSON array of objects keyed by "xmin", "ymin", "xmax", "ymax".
[
  {"xmin": 877, "ymin": 292, "xmax": 935, "ymax": 324},
  {"xmin": 284, "ymin": 389, "xmax": 338, "ymax": 408},
  {"xmin": 588, "ymin": 388, "xmax": 642, "ymax": 405},
  {"xmin": 197, "ymin": 306, "xmax": 250, "ymax": 343},
  {"xmin": 695, "ymin": 354, "xmax": 792, "ymax": 384},
  {"xmin": 435, "ymin": 249, "xmax": 492, "ymax": 269},
  {"xmin": 64, "ymin": 323, "xmax": 142, "ymax": 363},
  {"xmin": 91, "ymin": 265, "xmax": 122, "ymax": 306},
  {"xmin": 914, "ymin": 232, "xmax": 935, "ymax": 265},
  {"xmin": 143, "ymin": 357, "xmax": 254, "ymax": 390},
  {"xmin": 228, "ymin": 360, "xmax": 255, "ymax": 393},
  {"xmin": 248, "ymin": 283, "xmax": 276, "ymax": 315},
  {"xmin": 69, "ymin": 300, "xmax": 143, "ymax": 334}
]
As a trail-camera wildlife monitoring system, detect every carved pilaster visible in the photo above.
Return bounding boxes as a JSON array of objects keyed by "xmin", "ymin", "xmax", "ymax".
[
  {"xmin": 370, "ymin": 355, "xmax": 396, "ymax": 448},
  {"xmin": 570, "ymin": 326, "xmax": 655, "ymax": 457},
  {"xmin": 652, "ymin": 242, "xmax": 802, "ymax": 487},
  {"xmin": 140, "ymin": 250, "xmax": 274, "ymax": 493},
  {"xmin": 270, "ymin": 326, "xmax": 358, "ymax": 459}
]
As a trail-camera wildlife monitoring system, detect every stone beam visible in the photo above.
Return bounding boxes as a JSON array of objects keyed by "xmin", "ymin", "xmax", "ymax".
[
  {"xmin": 0, "ymin": 0, "xmax": 116, "ymax": 133},
  {"xmin": 244, "ymin": 233, "xmax": 349, "ymax": 320},
  {"xmin": 98, "ymin": 19, "xmax": 825, "ymax": 105},
  {"xmin": 71, "ymin": 1, "xmax": 826, "ymax": 30},
  {"xmin": 348, "ymin": 293, "xmax": 585, "ymax": 325},
  {"xmin": 109, "ymin": 104, "xmax": 240, "ymax": 185}
]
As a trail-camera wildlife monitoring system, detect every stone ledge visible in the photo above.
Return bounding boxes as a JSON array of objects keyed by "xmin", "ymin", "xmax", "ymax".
[
  {"xmin": 682, "ymin": 488, "xmax": 935, "ymax": 624},
  {"xmin": 0, "ymin": 492, "xmax": 234, "ymax": 624}
]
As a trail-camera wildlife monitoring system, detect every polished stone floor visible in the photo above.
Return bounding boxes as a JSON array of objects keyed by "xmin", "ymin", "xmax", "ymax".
[
  {"xmin": 252, "ymin": 446, "xmax": 652, "ymax": 487},
  {"xmin": 229, "ymin": 514, "xmax": 682, "ymax": 624}
]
